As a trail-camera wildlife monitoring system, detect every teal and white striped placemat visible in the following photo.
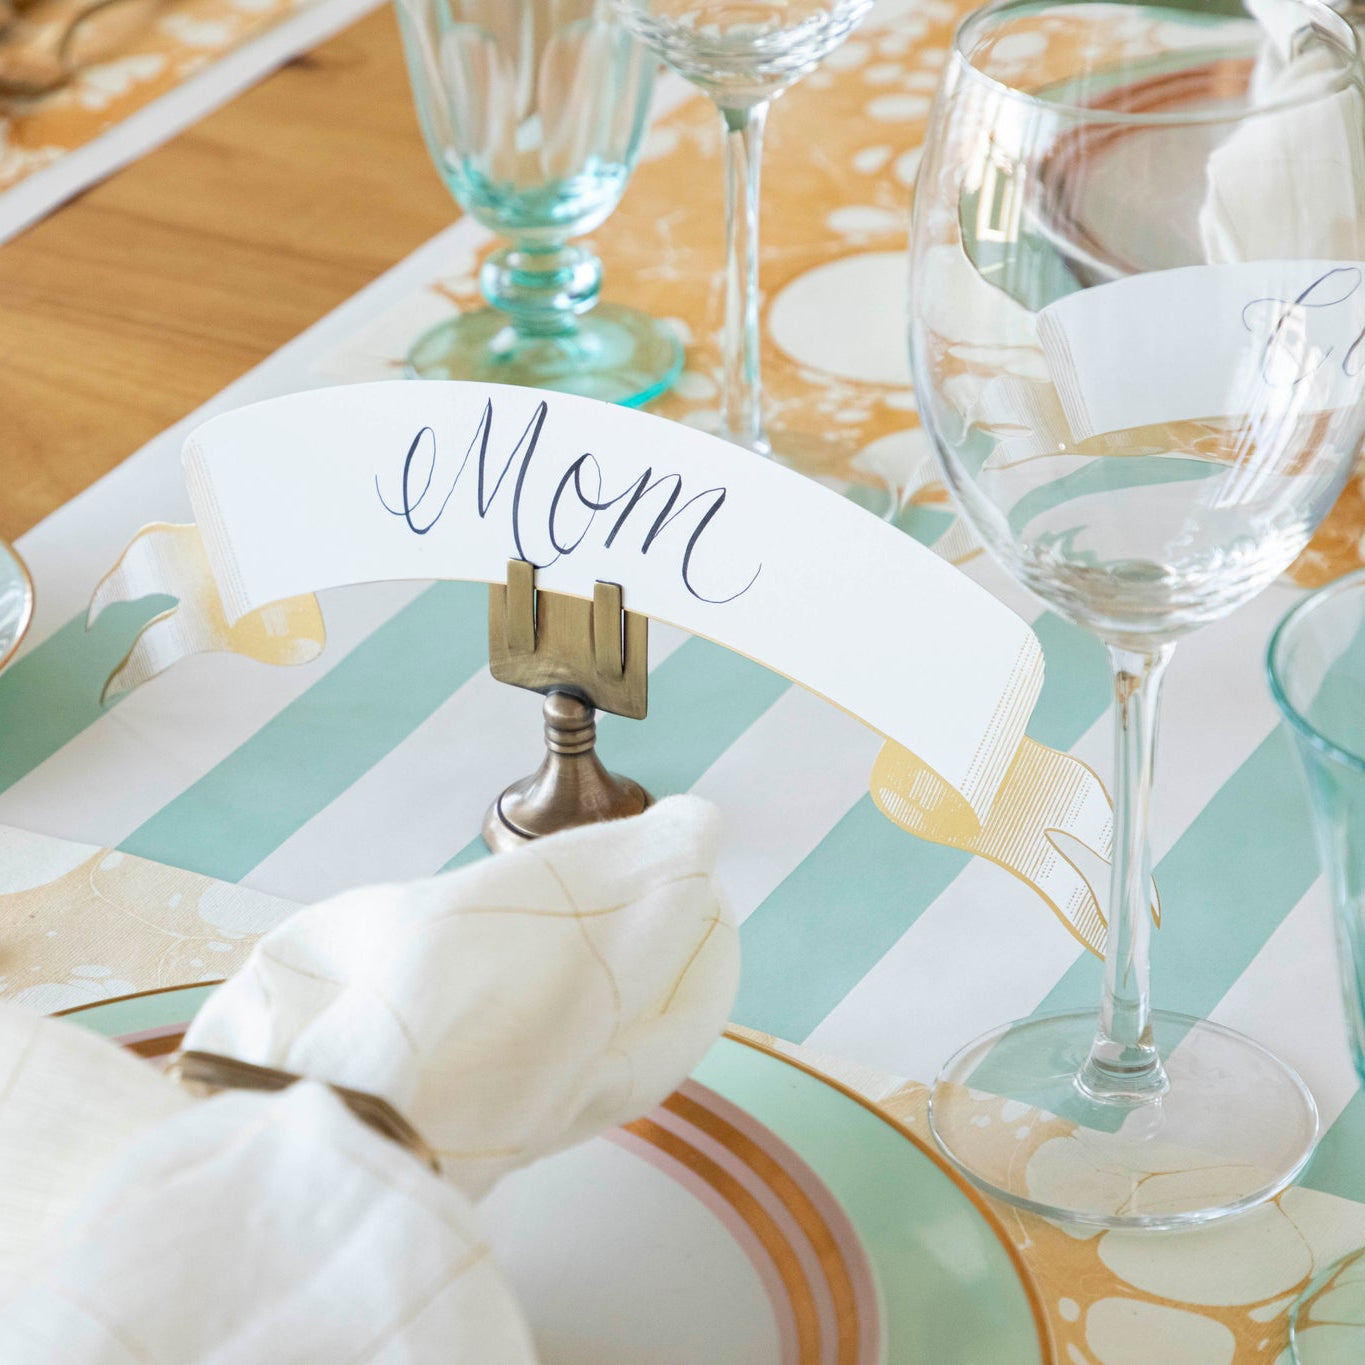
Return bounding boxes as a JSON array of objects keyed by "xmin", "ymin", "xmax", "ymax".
[{"xmin": 4, "ymin": 150, "xmax": 1363, "ymax": 1213}]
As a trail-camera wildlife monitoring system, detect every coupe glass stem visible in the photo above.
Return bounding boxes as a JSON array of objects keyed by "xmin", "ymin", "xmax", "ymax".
[
  {"xmin": 1079, "ymin": 642, "xmax": 1175, "ymax": 1103},
  {"xmin": 720, "ymin": 100, "xmax": 770, "ymax": 456}
]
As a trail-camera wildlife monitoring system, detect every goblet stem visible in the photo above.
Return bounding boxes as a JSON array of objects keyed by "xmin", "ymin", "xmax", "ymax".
[
  {"xmin": 1079, "ymin": 642, "xmax": 1175, "ymax": 1103},
  {"xmin": 720, "ymin": 99, "xmax": 770, "ymax": 456},
  {"xmin": 479, "ymin": 242, "xmax": 603, "ymax": 340}
]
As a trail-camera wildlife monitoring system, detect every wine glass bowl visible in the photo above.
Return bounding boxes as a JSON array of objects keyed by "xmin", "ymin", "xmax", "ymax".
[
  {"xmin": 617, "ymin": 2, "xmax": 871, "ymax": 107},
  {"xmin": 396, "ymin": 0, "xmax": 683, "ymax": 405},
  {"xmin": 910, "ymin": 0, "xmax": 1365, "ymax": 1227},
  {"xmin": 920, "ymin": 11, "xmax": 1365, "ymax": 652}
]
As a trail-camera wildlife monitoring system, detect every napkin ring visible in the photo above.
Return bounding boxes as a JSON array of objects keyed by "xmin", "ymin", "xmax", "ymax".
[{"xmin": 166, "ymin": 1050, "xmax": 441, "ymax": 1174}]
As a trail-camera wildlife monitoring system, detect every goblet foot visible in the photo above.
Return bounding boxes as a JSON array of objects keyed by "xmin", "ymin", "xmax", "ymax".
[
  {"xmin": 929, "ymin": 1008, "xmax": 1318, "ymax": 1229},
  {"xmin": 406, "ymin": 303, "xmax": 682, "ymax": 408},
  {"xmin": 1291, "ymin": 1248, "xmax": 1365, "ymax": 1363}
]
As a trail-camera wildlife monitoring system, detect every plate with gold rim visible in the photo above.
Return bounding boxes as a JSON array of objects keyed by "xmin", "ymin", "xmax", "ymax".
[
  {"xmin": 0, "ymin": 539, "xmax": 33, "ymax": 675},
  {"xmin": 61, "ymin": 984, "xmax": 1053, "ymax": 1364}
]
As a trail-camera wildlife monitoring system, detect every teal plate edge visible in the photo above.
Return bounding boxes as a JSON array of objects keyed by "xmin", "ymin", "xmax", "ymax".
[{"xmin": 697, "ymin": 1035, "xmax": 1054, "ymax": 1365}]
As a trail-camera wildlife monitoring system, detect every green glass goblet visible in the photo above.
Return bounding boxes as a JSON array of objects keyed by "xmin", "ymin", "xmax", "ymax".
[
  {"xmin": 395, "ymin": 0, "xmax": 682, "ymax": 405},
  {"xmin": 1271, "ymin": 570, "xmax": 1365, "ymax": 1364}
]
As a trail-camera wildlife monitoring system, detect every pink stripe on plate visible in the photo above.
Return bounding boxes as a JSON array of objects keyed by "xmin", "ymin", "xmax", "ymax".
[
  {"xmin": 606, "ymin": 1120, "xmax": 802, "ymax": 1365},
  {"xmin": 678, "ymin": 1080, "xmax": 884, "ymax": 1365},
  {"xmin": 647, "ymin": 1092, "xmax": 842, "ymax": 1358}
]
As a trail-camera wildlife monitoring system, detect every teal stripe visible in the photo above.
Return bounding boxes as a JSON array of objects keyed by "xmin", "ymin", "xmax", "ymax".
[
  {"xmin": 1304, "ymin": 1088, "xmax": 1365, "ymax": 1202},
  {"xmin": 0, "ymin": 598, "xmax": 175, "ymax": 789},
  {"xmin": 120, "ymin": 582, "xmax": 488, "ymax": 881},
  {"xmin": 440, "ymin": 635, "xmax": 792, "ymax": 872},
  {"xmin": 1029, "ymin": 727, "xmax": 1319, "ymax": 1027},
  {"xmin": 442, "ymin": 839, "xmax": 489, "ymax": 873},
  {"xmin": 733, "ymin": 612, "xmax": 1111, "ymax": 1040}
]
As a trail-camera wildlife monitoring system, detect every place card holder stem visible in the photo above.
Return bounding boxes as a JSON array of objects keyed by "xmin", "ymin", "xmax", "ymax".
[{"xmin": 483, "ymin": 558, "xmax": 652, "ymax": 852}]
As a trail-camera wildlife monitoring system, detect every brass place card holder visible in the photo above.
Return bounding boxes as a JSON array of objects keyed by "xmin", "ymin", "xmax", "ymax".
[{"xmin": 483, "ymin": 558, "xmax": 652, "ymax": 852}]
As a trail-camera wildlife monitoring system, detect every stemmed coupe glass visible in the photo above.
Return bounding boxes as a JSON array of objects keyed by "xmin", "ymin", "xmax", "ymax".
[
  {"xmin": 910, "ymin": 0, "xmax": 1365, "ymax": 1227},
  {"xmin": 611, "ymin": 0, "xmax": 873, "ymax": 456}
]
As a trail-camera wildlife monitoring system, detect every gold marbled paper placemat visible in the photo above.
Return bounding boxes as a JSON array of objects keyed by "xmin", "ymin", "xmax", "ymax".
[
  {"xmin": 2, "ymin": 0, "xmax": 302, "ymax": 191},
  {"xmin": 0, "ymin": 821, "xmax": 291, "ymax": 1011},
  {"xmin": 0, "ymin": 0, "xmax": 377, "ymax": 241}
]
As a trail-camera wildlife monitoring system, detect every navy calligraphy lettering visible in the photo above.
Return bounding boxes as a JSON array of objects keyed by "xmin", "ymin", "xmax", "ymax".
[{"xmin": 375, "ymin": 397, "xmax": 760, "ymax": 604}]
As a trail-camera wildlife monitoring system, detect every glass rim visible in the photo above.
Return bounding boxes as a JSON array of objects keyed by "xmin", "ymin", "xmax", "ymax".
[
  {"xmin": 1267, "ymin": 568, "xmax": 1365, "ymax": 775},
  {"xmin": 950, "ymin": 0, "xmax": 1362, "ymax": 128}
]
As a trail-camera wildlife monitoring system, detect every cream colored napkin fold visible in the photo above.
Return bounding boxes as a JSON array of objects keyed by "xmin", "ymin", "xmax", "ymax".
[
  {"xmin": 0, "ymin": 1004, "xmax": 193, "ymax": 1283},
  {"xmin": 1199, "ymin": 0, "xmax": 1365, "ymax": 262},
  {"xmin": 184, "ymin": 794, "xmax": 738, "ymax": 1199},
  {"xmin": 0, "ymin": 1074, "xmax": 539, "ymax": 1364},
  {"xmin": 0, "ymin": 795, "xmax": 737, "ymax": 1362}
]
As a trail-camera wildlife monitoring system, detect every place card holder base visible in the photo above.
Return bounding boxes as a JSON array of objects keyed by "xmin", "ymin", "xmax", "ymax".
[{"xmin": 483, "ymin": 558, "xmax": 651, "ymax": 852}]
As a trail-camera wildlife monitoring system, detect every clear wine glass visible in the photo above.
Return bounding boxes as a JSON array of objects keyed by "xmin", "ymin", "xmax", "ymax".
[
  {"xmin": 396, "ymin": 0, "xmax": 682, "ymax": 406},
  {"xmin": 909, "ymin": 0, "xmax": 1365, "ymax": 1227},
  {"xmin": 611, "ymin": 0, "xmax": 872, "ymax": 456}
]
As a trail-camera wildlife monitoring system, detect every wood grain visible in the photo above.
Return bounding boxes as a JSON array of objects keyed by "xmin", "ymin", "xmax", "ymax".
[{"xmin": 0, "ymin": 6, "xmax": 455, "ymax": 541}]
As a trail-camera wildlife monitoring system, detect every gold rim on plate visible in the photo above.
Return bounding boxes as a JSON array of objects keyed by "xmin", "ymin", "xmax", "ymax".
[
  {"xmin": 0, "ymin": 539, "xmax": 34, "ymax": 674},
  {"xmin": 726, "ymin": 1030, "xmax": 1057, "ymax": 1364}
]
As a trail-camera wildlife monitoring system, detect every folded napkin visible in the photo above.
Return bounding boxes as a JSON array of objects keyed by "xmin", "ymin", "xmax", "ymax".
[
  {"xmin": 183, "ymin": 793, "xmax": 737, "ymax": 1199},
  {"xmin": 1199, "ymin": 0, "xmax": 1365, "ymax": 263},
  {"xmin": 0, "ymin": 795, "xmax": 738, "ymax": 1363}
]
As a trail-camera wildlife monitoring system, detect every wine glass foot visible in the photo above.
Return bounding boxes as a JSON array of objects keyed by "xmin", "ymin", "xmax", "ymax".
[
  {"xmin": 1290, "ymin": 1247, "xmax": 1365, "ymax": 1363},
  {"xmin": 928, "ymin": 1008, "xmax": 1319, "ymax": 1229},
  {"xmin": 406, "ymin": 303, "xmax": 683, "ymax": 408}
]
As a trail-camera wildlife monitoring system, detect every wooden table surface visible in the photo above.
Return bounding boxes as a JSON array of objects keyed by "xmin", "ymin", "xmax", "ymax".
[{"xmin": 0, "ymin": 6, "xmax": 454, "ymax": 543}]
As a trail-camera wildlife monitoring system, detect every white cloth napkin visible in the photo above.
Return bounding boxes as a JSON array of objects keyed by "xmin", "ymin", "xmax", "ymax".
[
  {"xmin": 0, "ymin": 795, "xmax": 738, "ymax": 1363},
  {"xmin": 1200, "ymin": 0, "xmax": 1365, "ymax": 262}
]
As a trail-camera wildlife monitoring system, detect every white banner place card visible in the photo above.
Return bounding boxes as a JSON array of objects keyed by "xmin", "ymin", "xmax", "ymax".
[
  {"xmin": 1038, "ymin": 260, "xmax": 1365, "ymax": 442},
  {"xmin": 90, "ymin": 381, "xmax": 1124, "ymax": 953}
]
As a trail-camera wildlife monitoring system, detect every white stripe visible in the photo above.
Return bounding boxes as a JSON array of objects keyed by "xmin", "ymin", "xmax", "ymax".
[
  {"xmin": 0, "ymin": 0, "xmax": 386, "ymax": 247},
  {"xmin": 1208, "ymin": 878, "xmax": 1360, "ymax": 1128},
  {"xmin": 241, "ymin": 624, "xmax": 691, "ymax": 901},
  {"xmin": 1150, "ymin": 578, "xmax": 1300, "ymax": 856},
  {"xmin": 694, "ymin": 687, "xmax": 881, "ymax": 923}
]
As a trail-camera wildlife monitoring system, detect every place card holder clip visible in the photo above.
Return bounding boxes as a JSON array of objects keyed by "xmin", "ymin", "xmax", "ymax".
[{"xmin": 483, "ymin": 558, "xmax": 652, "ymax": 852}]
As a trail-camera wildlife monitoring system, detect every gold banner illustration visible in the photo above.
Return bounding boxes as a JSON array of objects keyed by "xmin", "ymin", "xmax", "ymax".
[
  {"xmin": 871, "ymin": 736, "xmax": 1155, "ymax": 958},
  {"xmin": 88, "ymin": 523, "xmax": 325, "ymax": 703}
]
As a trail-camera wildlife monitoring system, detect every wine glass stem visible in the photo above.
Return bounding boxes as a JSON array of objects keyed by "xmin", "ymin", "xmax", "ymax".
[
  {"xmin": 720, "ymin": 100, "xmax": 770, "ymax": 456},
  {"xmin": 1080, "ymin": 642, "xmax": 1175, "ymax": 1103}
]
